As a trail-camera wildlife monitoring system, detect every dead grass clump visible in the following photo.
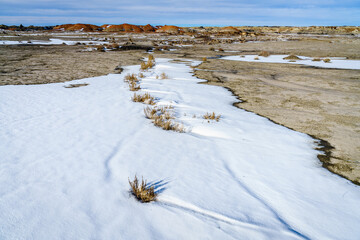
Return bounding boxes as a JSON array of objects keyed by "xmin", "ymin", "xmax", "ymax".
[
  {"xmin": 64, "ymin": 83, "xmax": 89, "ymax": 88},
  {"xmin": 96, "ymin": 46, "xmax": 105, "ymax": 52},
  {"xmin": 259, "ymin": 51, "xmax": 270, "ymax": 57},
  {"xmin": 283, "ymin": 55, "xmax": 301, "ymax": 60},
  {"xmin": 160, "ymin": 72, "xmax": 169, "ymax": 79},
  {"xmin": 218, "ymin": 48, "xmax": 224, "ymax": 52},
  {"xmin": 202, "ymin": 57, "xmax": 207, "ymax": 62},
  {"xmin": 129, "ymin": 175, "xmax": 157, "ymax": 203},
  {"xmin": 138, "ymin": 72, "xmax": 145, "ymax": 78},
  {"xmin": 254, "ymin": 57, "xmax": 260, "ymax": 60},
  {"xmin": 132, "ymin": 93, "xmax": 155, "ymax": 105},
  {"xmin": 129, "ymin": 81, "xmax": 141, "ymax": 91},
  {"xmin": 144, "ymin": 106, "xmax": 184, "ymax": 132},
  {"xmin": 209, "ymin": 47, "xmax": 215, "ymax": 51},
  {"xmin": 312, "ymin": 58, "xmax": 321, "ymax": 61},
  {"xmin": 323, "ymin": 58, "xmax": 331, "ymax": 63},
  {"xmin": 124, "ymin": 73, "xmax": 139, "ymax": 82},
  {"xmin": 203, "ymin": 112, "xmax": 221, "ymax": 122},
  {"xmin": 148, "ymin": 54, "xmax": 155, "ymax": 62}
]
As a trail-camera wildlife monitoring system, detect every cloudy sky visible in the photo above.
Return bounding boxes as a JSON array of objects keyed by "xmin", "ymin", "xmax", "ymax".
[{"xmin": 0, "ymin": 0, "xmax": 359, "ymax": 26}]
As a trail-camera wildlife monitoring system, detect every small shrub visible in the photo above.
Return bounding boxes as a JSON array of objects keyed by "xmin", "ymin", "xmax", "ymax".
[
  {"xmin": 129, "ymin": 175, "xmax": 157, "ymax": 203},
  {"xmin": 132, "ymin": 93, "xmax": 155, "ymax": 105},
  {"xmin": 323, "ymin": 58, "xmax": 331, "ymax": 63},
  {"xmin": 258, "ymin": 51, "xmax": 270, "ymax": 57},
  {"xmin": 203, "ymin": 112, "xmax": 221, "ymax": 122}
]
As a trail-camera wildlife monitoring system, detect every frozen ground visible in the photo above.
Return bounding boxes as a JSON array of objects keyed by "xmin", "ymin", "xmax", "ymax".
[
  {"xmin": 0, "ymin": 58, "xmax": 359, "ymax": 239},
  {"xmin": 221, "ymin": 55, "xmax": 360, "ymax": 70},
  {"xmin": 0, "ymin": 38, "xmax": 108, "ymax": 45}
]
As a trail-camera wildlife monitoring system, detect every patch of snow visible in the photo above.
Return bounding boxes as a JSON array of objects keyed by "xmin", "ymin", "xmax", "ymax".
[
  {"xmin": 0, "ymin": 59, "xmax": 359, "ymax": 239},
  {"xmin": 221, "ymin": 55, "xmax": 360, "ymax": 70},
  {"xmin": 0, "ymin": 38, "xmax": 108, "ymax": 45}
]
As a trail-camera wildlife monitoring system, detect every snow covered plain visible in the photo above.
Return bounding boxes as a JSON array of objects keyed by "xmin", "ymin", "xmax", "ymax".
[
  {"xmin": 221, "ymin": 55, "xmax": 360, "ymax": 70},
  {"xmin": 0, "ymin": 58, "xmax": 359, "ymax": 239}
]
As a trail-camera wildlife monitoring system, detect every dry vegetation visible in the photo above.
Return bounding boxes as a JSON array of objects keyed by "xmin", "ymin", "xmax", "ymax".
[
  {"xmin": 259, "ymin": 51, "xmax": 270, "ymax": 57},
  {"xmin": 203, "ymin": 112, "xmax": 221, "ymax": 122},
  {"xmin": 283, "ymin": 55, "xmax": 301, "ymax": 60},
  {"xmin": 141, "ymin": 55, "xmax": 156, "ymax": 71},
  {"xmin": 132, "ymin": 92, "xmax": 155, "ymax": 105},
  {"xmin": 144, "ymin": 106, "xmax": 185, "ymax": 132},
  {"xmin": 323, "ymin": 58, "xmax": 331, "ymax": 63},
  {"xmin": 160, "ymin": 72, "xmax": 169, "ymax": 79},
  {"xmin": 129, "ymin": 175, "xmax": 157, "ymax": 203}
]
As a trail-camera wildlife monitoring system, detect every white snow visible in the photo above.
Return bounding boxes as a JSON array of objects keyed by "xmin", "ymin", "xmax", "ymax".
[
  {"xmin": 0, "ymin": 38, "xmax": 108, "ymax": 45},
  {"xmin": 221, "ymin": 55, "xmax": 360, "ymax": 70},
  {"xmin": 0, "ymin": 58, "xmax": 359, "ymax": 240}
]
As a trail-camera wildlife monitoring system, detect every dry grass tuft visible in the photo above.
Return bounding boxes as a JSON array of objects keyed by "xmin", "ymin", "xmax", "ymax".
[
  {"xmin": 129, "ymin": 175, "xmax": 157, "ymax": 203},
  {"xmin": 160, "ymin": 72, "xmax": 169, "ymax": 79},
  {"xmin": 129, "ymin": 81, "xmax": 141, "ymax": 91},
  {"xmin": 312, "ymin": 58, "xmax": 321, "ymax": 61},
  {"xmin": 138, "ymin": 72, "xmax": 145, "ymax": 78},
  {"xmin": 209, "ymin": 47, "xmax": 215, "ymax": 51},
  {"xmin": 258, "ymin": 51, "xmax": 270, "ymax": 57},
  {"xmin": 323, "ymin": 58, "xmax": 331, "ymax": 63},
  {"xmin": 203, "ymin": 112, "xmax": 221, "ymax": 122},
  {"xmin": 254, "ymin": 57, "xmax": 260, "ymax": 60},
  {"xmin": 141, "ymin": 55, "xmax": 156, "ymax": 71},
  {"xmin": 202, "ymin": 57, "xmax": 207, "ymax": 62},
  {"xmin": 144, "ymin": 106, "xmax": 184, "ymax": 132},
  {"xmin": 124, "ymin": 73, "xmax": 138, "ymax": 82},
  {"xmin": 218, "ymin": 48, "xmax": 224, "ymax": 52},
  {"xmin": 132, "ymin": 93, "xmax": 155, "ymax": 105}
]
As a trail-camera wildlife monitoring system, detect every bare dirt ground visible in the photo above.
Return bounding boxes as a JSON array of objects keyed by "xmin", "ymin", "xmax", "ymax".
[{"xmin": 1, "ymin": 32, "xmax": 359, "ymax": 184}]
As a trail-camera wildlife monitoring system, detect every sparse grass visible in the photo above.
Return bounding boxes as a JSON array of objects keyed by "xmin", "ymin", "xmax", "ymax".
[
  {"xmin": 129, "ymin": 175, "xmax": 157, "ymax": 203},
  {"xmin": 203, "ymin": 112, "xmax": 221, "ymax": 122},
  {"xmin": 128, "ymin": 81, "xmax": 141, "ymax": 91},
  {"xmin": 132, "ymin": 93, "xmax": 155, "ymax": 105},
  {"xmin": 144, "ymin": 106, "xmax": 184, "ymax": 132},
  {"xmin": 141, "ymin": 55, "xmax": 156, "ymax": 71},
  {"xmin": 258, "ymin": 51, "xmax": 270, "ymax": 57},
  {"xmin": 124, "ymin": 73, "xmax": 138, "ymax": 82},
  {"xmin": 64, "ymin": 83, "xmax": 89, "ymax": 88},
  {"xmin": 160, "ymin": 72, "xmax": 169, "ymax": 79},
  {"xmin": 323, "ymin": 58, "xmax": 331, "ymax": 63}
]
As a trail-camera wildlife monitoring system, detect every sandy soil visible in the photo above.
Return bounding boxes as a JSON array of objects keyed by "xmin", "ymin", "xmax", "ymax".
[{"xmin": 1, "ymin": 32, "xmax": 359, "ymax": 184}]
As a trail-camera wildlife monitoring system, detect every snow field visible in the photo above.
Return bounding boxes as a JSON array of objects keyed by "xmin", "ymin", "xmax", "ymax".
[{"xmin": 0, "ymin": 58, "xmax": 359, "ymax": 239}]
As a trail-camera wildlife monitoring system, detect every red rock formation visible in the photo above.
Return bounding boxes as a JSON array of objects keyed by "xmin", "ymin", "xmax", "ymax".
[
  {"xmin": 53, "ymin": 24, "xmax": 100, "ymax": 31},
  {"xmin": 219, "ymin": 26, "xmax": 241, "ymax": 34},
  {"xmin": 105, "ymin": 24, "xmax": 143, "ymax": 33},
  {"xmin": 155, "ymin": 25, "xmax": 184, "ymax": 34},
  {"xmin": 141, "ymin": 24, "xmax": 156, "ymax": 32}
]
